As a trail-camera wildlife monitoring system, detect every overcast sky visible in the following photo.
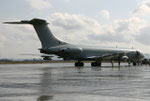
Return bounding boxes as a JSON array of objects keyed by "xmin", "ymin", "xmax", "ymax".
[{"xmin": 1, "ymin": 0, "xmax": 150, "ymax": 59}]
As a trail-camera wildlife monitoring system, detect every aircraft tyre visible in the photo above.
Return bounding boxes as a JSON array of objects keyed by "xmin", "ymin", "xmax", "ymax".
[
  {"xmin": 75, "ymin": 62, "xmax": 84, "ymax": 67},
  {"xmin": 133, "ymin": 62, "xmax": 137, "ymax": 66},
  {"xmin": 91, "ymin": 62, "xmax": 101, "ymax": 67}
]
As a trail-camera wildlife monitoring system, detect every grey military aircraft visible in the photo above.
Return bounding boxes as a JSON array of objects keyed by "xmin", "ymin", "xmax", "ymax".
[{"xmin": 4, "ymin": 18, "xmax": 144, "ymax": 67}]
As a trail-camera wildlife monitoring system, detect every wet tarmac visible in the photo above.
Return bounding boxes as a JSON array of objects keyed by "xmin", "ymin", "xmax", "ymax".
[{"xmin": 0, "ymin": 63, "xmax": 150, "ymax": 101}]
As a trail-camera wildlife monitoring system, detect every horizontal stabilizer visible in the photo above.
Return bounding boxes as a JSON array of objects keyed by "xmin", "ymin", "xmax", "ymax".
[
  {"xmin": 4, "ymin": 20, "xmax": 30, "ymax": 24},
  {"xmin": 3, "ymin": 18, "xmax": 48, "ymax": 25}
]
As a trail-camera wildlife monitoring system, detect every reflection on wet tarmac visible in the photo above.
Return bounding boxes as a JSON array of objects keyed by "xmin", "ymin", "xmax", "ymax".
[
  {"xmin": 37, "ymin": 95, "xmax": 53, "ymax": 101},
  {"xmin": 0, "ymin": 63, "xmax": 150, "ymax": 101},
  {"xmin": 38, "ymin": 67, "xmax": 54, "ymax": 101},
  {"xmin": 91, "ymin": 67, "xmax": 102, "ymax": 71}
]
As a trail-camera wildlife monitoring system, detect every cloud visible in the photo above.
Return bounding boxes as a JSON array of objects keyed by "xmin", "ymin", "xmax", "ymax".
[
  {"xmin": 1, "ymin": 11, "xmax": 149, "ymax": 59},
  {"xmin": 133, "ymin": 0, "xmax": 150, "ymax": 16},
  {"xmin": 25, "ymin": 0, "xmax": 53, "ymax": 10},
  {"xmin": 1, "ymin": 12, "xmax": 147, "ymax": 47},
  {"xmin": 0, "ymin": 23, "xmax": 40, "ymax": 59},
  {"xmin": 135, "ymin": 26, "xmax": 150, "ymax": 45},
  {"xmin": 0, "ymin": 22, "xmax": 39, "ymax": 47},
  {"xmin": 47, "ymin": 13, "xmax": 147, "ymax": 46},
  {"xmin": 100, "ymin": 10, "xmax": 110, "ymax": 20},
  {"xmin": 0, "ymin": 34, "xmax": 6, "ymax": 48},
  {"xmin": 0, "ymin": 25, "xmax": 6, "ymax": 44},
  {"xmin": 48, "ymin": 13, "xmax": 105, "ymax": 44},
  {"xmin": 61, "ymin": 0, "xmax": 71, "ymax": 2},
  {"xmin": 90, "ymin": 17, "xmax": 147, "ymax": 44}
]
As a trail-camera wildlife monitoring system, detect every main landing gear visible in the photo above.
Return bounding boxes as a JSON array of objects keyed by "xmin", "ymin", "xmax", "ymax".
[
  {"xmin": 75, "ymin": 61, "xmax": 84, "ymax": 67},
  {"xmin": 91, "ymin": 62, "xmax": 101, "ymax": 67},
  {"xmin": 74, "ymin": 61, "xmax": 102, "ymax": 67},
  {"xmin": 133, "ymin": 62, "xmax": 137, "ymax": 66}
]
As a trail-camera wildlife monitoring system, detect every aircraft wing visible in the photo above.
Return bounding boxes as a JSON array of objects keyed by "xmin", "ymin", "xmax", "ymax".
[
  {"xmin": 20, "ymin": 54, "xmax": 54, "ymax": 57},
  {"xmin": 19, "ymin": 54, "xmax": 60, "ymax": 60},
  {"xmin": 86, "ymin": 52, "xmax": 126, "ymax": 60}
]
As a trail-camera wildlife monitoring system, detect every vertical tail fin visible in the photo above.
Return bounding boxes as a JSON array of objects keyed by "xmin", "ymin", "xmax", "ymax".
[{"xmin": 4, "ymin": 18, "xmax": 67, "ymax": 49}]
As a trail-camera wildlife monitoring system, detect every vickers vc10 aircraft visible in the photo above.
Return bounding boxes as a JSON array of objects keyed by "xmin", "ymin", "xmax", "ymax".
[{"xmin": 4, "ymin": 18, "xmax": 144, "ymax": 67}]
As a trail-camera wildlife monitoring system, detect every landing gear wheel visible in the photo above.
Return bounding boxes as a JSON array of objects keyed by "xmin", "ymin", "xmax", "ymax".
[
  {"xmin": 91, "ymin": 62, "xmax": 101, "ymax": 67},
  {"xmin": 75, "ymin": 62, "xmax": 84, "ymax": 67},
  {"xmin": 133, "ymin": 62, "xmax": 137, "ymax": 66}
]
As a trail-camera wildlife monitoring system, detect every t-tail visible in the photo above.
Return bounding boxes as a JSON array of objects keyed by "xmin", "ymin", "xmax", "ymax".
[{"xmin": 4, "ymin": 18, "xmax": 67, "ymax": 49}]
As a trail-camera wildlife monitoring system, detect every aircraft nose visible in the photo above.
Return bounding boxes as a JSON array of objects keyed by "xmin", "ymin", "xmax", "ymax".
[
  {"xmin": 140, "ymin": 52, "xmax": 145, "ymax": 59},
  {"xmin": 136, "ymin": 50, "xmax": 144, "ymax": 59}
]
